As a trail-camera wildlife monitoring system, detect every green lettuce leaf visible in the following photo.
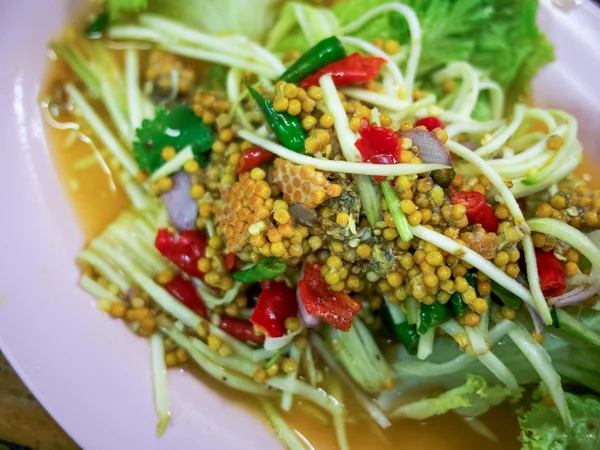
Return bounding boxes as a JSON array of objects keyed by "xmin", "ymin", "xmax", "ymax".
[
  {"xmin": 470, "ymin": 0, "xmax": 554, "ymax": 104},
  {"xmin": 519, "ymin": 391, "xmax": 600, "ymax": 450},
  {"xmin": 332, "ymin": 0, "xmax": 553, "ymax": 106},
  {"xmin": 266, "ymin": 2, "xmax": 340, "ymax": 53},
  {"xmin": 389, "ymin": 310, "xmax": 600, "ymax": 407},
  {"xmin": 391, "ymin": 374, "xmax": 519, "ymax": 420},
  {"xmin": 150, "ymin": 0, "xmax": 280, "ymax": 42}
]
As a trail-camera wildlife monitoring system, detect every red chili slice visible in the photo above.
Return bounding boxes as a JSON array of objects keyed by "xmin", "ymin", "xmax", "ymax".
[
  {"xmin": 164, "ymin": 275, "xmax": 206, "ymax": 317},
  {"xmin": 451, "ymin": 191, "xmax": 499, "ymax": 233},
  {"xmin": 355, "ymin": 119, "xmax": 401, "ymax": 165},
  {"xmin": 536, "ymin": 250, "xmax": 566, "ymax": 298},
  {"xmin": 220, "ymin": 316, "xmax": 265, "ymax": 344},
  {"xmin": 415, "ymin": 116, "xmax": 445, "ymax": 131},
  {"xmin": 301, "ymin": 53, "xmax": 387, "ymax": 88},
  {"xmin": 155, "ymin": 229, "xmax": 207, "ymax": 279},
  {"xmin": 250, "ymin": 281, "xmax": 298, "ymax": 338},
  {"xmin": 225, "ymin": 253, "xmax": 237, "ymax": 272},
  {"xmin": 297, "ymin": 263, "xmax": 362, "ymax": 332},
  {"xmin": 236, "ymin": 146, "xmax": 276, "ymax": 174}
]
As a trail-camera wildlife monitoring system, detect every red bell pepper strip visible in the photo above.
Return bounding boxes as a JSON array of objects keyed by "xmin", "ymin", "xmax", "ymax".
[
  {"xmin": 155, "ymin": 229, "xmax": 207, "ymax": 279},
  {"xmin": 536, "ymin": 250, "xmax": 566, "ymax": 298},
  {"xmin": 301, "ymin": 52, "xmax": 387, "ymax": 88},
  {"xmin": 220, "ymin": 316, "xmax": 265, "ymax": 344},
  {"xmin": 415, "ymin": 116, "xmax": 445, "ymax": 131},
  {"xmin": 164, "ymin": 275, "xmax": 206, "ymax": 317},
  {"xmin": 250, "ymin": 281, "xmax": 298, "ymax": 338},
  {"xmin": 451, "ymin": 191, "xmax": 499, "ymax": 233},
  {"xmin": 297, "ymin": 264, "xmax": 362, "ymax": 332},
  {"xmin": 236, "ymin": 146, "xmax": 276, "ymax": 174},
  {"xmin": 355, "ymin": 119, "xmax": 401, "ymax": 165}
]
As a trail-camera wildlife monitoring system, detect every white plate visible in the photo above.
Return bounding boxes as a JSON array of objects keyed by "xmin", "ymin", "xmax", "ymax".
[{"xmin": 0, "ymin": 1, "xmax": 598, "ymax": 449}]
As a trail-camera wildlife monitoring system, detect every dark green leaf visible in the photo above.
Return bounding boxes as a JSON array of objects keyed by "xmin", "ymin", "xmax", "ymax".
[
  {"xmin": 85, "ymin": 12, "xmax": 109, "ymax": 38},
  {"xmin": 551, "ymin": 306, "xmax": 560, "ymax": 329}
]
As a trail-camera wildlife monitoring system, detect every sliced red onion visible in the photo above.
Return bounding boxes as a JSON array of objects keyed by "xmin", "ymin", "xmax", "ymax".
[
  {"xmin": 288, "ymin": 203, "xmax": 319, "ymax": 226},
  {"xmin": 549, "ymin": 277, "xmax": 600, "ymax": 307},
  {"xmin": 462, "ymin": 142, "xmax": 478, "ymax": 151},
  {"xmin": 515, "ymin": 275, "xmax": 529, "ymax": 288},
  {"xmin": 161, "ymin": 171, "xmax": 198, "ymax": 231},
  {"xmin": 401, "ymin": 129, "xmax": 452, "ymax": 166},
  {"xmin": 297, "ymin": 287, "xmax": 322, "ymax": 328},
  {"xmin": 513, "ymin": 276, "xmax": 544, "ymax": 331}
]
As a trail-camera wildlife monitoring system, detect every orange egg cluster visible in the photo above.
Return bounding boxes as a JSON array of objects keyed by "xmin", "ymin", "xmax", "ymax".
[
  {"xmin": 272, "ymin": 158, "xmax": 342, "ymax": 209},
  {"xmin": 217, "ymin": 172, "xmax": 273, "ymax": 253},
  {"xmin": 217, "ymin": 172, "xmax": 311, "ymax": 262}
]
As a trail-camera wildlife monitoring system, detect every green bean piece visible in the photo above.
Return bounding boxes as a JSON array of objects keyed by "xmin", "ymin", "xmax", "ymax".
[
  {"xmin": 232, "ymin": 257, "xmax": 287, "ymax": 283},
  {"xmin": 381, "ymin": 180, "xmax": 413, "ymax": 242}
]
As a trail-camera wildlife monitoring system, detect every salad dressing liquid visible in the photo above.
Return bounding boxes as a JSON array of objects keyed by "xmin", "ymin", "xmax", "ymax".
[
  {"xmin": 42, "ymin": 28, "xmax": 597, "ymax": 450},
  {"xmin": 43, "ymin": 58, "xmax": 527, "ymax": 450}
]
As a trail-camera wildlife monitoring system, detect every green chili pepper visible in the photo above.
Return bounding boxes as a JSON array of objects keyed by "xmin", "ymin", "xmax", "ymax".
[
  {"xmin": 418, "ymin": 301, "xmax": 453, "ymax": 335},
  {"xmin": 85, "ymin": 11, "xmax": 109, "ymax": 38},
  {"xmin": 279, "ymin": 36, "xmax": 346, "ymax": 84},
  {"xmin": 245, "ymin": 82, "xmax": 307, "ymax": 154},
  {"xmin": 491, "ymin": 280, "xmax": 522, "ymax": 309},
  {"xmin": 232, "ymin": 257, "xmax": 287, "ymax": 283},
  {"xmin": 465, "ymin": 273, "xmax": 478, "ymax": 292},
  {"xmin": 383, "ymin": 306, "xmax": 419, "ymax": 355},
  {"xmin": 392, "ymin": 322, "xmax": 420, "ymax": 355},
  {"xmin": 450, "ymin": 292, "xmax": 470, "ymax": 317}
]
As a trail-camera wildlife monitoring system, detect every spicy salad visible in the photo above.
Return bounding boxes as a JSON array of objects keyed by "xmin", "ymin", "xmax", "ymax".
[{"xmin": 43, "ymin": 0, "xmax": 600, "ymax": 448}]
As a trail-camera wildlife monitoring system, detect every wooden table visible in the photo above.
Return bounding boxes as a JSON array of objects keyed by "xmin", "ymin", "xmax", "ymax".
[{"xmin": 0, "ymin": 353, "xmax": 78, "ymax": 450}]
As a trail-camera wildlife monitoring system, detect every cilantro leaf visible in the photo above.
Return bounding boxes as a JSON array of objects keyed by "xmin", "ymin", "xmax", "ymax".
[
  {"xmin": 133, "ymin": 105, "xmax": 214, "ymax": 174},
  {"xmin": 519, "ymin": 390, "xmax": 600, "ymax": 450}
]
